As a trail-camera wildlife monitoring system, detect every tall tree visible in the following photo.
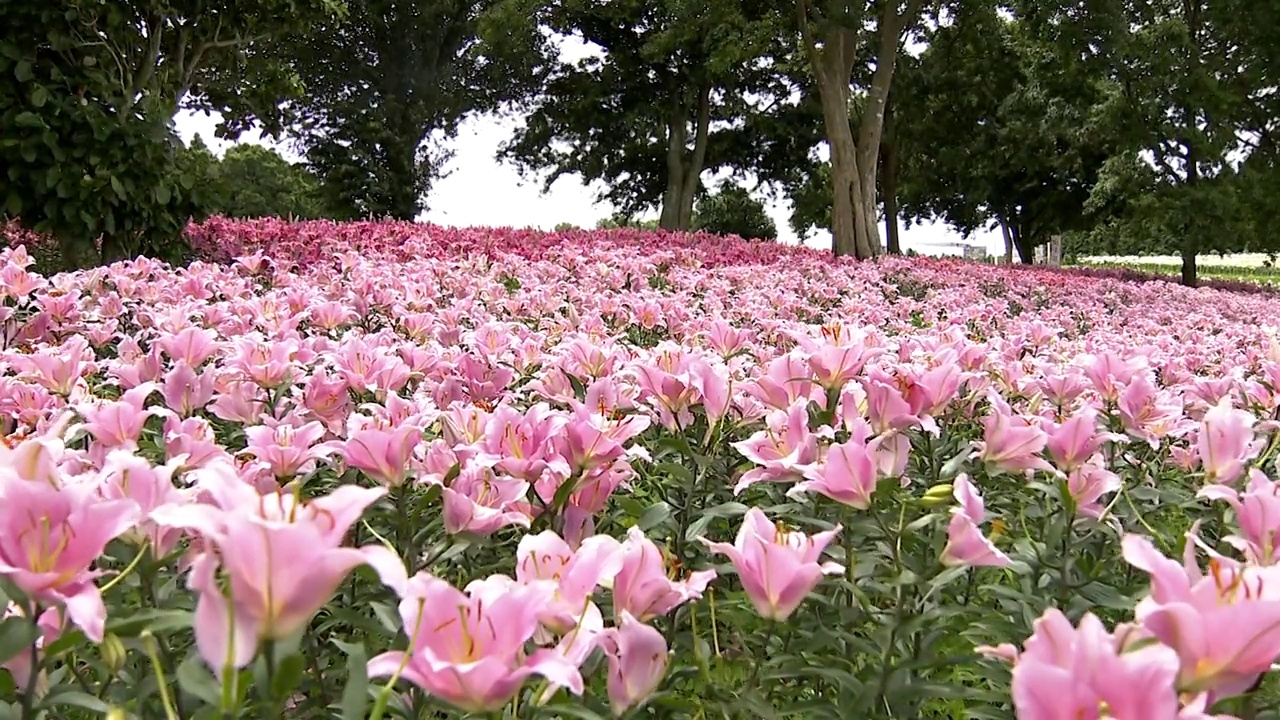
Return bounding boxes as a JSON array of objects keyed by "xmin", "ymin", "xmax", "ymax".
[
  {"xmin": 501, "ymin": 0, "xmax": 782, "ymax": 230},
  {"xmin": 277, "ymin": 0, "xmax": 546, "ymax": 221},
  {"xmin": 0, "ymin": 0, "xmax": 339, "ymax": 268},
  {"xmin": 794, "ymin": 0, "xmax": 929, "ymax": 258},
  {"xmin": 891, "ymin": 2, "xmax": 1120, "ymax": 264},
  {"xmin": 1081, "ymin": 0, "xmax": 1277, "ymax": 285}
]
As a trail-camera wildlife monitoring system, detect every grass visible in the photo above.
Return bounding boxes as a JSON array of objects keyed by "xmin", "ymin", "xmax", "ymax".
[{"xmin": 1073, "ymin": 254, "xmax": 1280, "ymax": 287}]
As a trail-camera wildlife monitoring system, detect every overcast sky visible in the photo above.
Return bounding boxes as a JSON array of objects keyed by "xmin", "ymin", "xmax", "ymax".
[
  {"xmin": 172, "ymin": 31, "xmax": 1002, "ymax": 258},
  {"xmin": 174, "ymin": 108, "xmax": 1003, "ymax": 258}
]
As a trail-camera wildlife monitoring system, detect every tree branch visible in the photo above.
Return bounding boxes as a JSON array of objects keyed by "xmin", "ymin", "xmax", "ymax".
[
  {"xmin": 122, "ymin": 13, "xmax": 164, "ymax": 114},
  {"xmin": 796, "ymin": 0, "xmax": 823, "ymax": 80}
]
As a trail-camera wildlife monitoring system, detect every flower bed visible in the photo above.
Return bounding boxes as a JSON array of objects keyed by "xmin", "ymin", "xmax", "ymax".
[{"xmin": 0, "ymin": 219, "xmax": 1277, "ymax": 718}]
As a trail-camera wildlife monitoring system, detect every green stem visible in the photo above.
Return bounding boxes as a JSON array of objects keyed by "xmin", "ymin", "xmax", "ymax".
[
  {"xmin": 99, "ymin": 540, "xmax": 149, "ymax": 593},
  {"xmin": 1057, "ymin": 508, "xmax": 1074, "ymax": 608},
  {"xmin": 19, "ymin": 604, "xmax": 40, "ymax": 720},
  {"xmin": 369, "ymin": 598, "xmax": 427, "ymax": 720},
  {"xmin": 263, "ymin": 639, "xmax": 281, "ymax": 717},
  {"xmin": 843, "ymin": 507, "xmax": 857, "ymax": 609},
  {"xmin": 395, "ymin": 487, "xmax": 417, "ymax": 573},
  {"xmin": 140, "ymin": 553, "xmax": 189, "ymax": 720},
  {"xmin": 870, "ymin": 502, "xmax": 910, "ymax": 717},
  {"xmin": 67, "ymin": 655, "xmax": 95, "ymax": 695},
  {"xmin": 142, "ymin": 633, "xmax": 181, "ymax": 720}
]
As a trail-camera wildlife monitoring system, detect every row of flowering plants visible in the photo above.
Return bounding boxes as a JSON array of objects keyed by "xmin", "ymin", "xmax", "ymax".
[{"xmin": 0, "ymin": 220, "xmax": 1277, "ymax": 719}]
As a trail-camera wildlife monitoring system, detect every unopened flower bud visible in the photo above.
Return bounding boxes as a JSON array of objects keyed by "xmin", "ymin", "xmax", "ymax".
[
  {"xmin": 100, "ymin": 633, "xmax": 127, "ymax": 675},
  {"xmin": 920, "ymin": 483, "xmax": 954, "ymax": 506}
]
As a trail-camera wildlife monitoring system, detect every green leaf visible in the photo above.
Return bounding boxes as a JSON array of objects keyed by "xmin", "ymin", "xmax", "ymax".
[
  {"xmin": 41, "ymin": 689, "xmax": 111, "ymax": 713},
  {"xmin": 653, "ymin": 462, "xmax": 694, "ymax": 486},
  {"xmin": 41, "ymin": 628, "xmax": 87, "ymax": 658},
  {"xmin": 176, "ymin": 653, "xmax": 223, "ymax": 707},
  {"xmin": 369, "ymin": 602, "xmax": 401, "ymax": 636},
  {"xmin": 638, "ymin": 501, "xmax": 673, "ymax": 531},
  {"xmin": 109, "ymin": 175, "xmax": 124, "ymax": 199},
  {"xmin": 335, "ymin": 640, "xmax": 369, "ymax": 720},
  {"xmin": 106, "ymin": 608, "xmax": 193, "ymax": 637},
  {"xmin": 532, "ymin": 703, "xmax": 611, "ymax": 720},
  {"xmin": 13, "ymin": 112, "xmax": 43, "ymax": 129},
  {"xmin": 13, "ymin": 60, "xmax": 32, "ymax": 82},
  {"xmin": 155, "ymin": 185, "xmax": 171, "ymax": 205},
  {"xmin": 271, "ymin": 652, "xmax": 306, "ymax": 699},
  {"xmin": 684, "ymin": 500, "xmax": 749, "ymax": 542},
  {"xmin": 0, "ymin": 617, "xmax": 39, "ymax": 666},
  {"xmin": 29, "ymin": 85, "xmax": 47, "ymax": 108}
]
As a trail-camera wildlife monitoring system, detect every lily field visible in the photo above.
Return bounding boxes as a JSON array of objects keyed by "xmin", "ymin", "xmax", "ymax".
[{"xmin": 2, "ymin": 218, "xmax": 1280, "ymax": 719}]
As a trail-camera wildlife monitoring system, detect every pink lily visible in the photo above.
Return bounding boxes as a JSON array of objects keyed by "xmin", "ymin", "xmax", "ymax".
[
  {"xmin": 241, "ymin": 420, "xmax": 330, "ymax": 479},
  {"xmin": 941, "ymin": 475, "xmax": 1011, "ymax": 569},
  {"xmin": 516, "ymin": 531, "xmax": 623, "ymax": 633},
  {"xmin": 154, "ymin": 326, "xmax": 221, "ymax": 367},
  {"xmin": 74, "ymin": 383, "xmax": 158, "ymax": 449},
  {"xmin": 731, "ymin": 400, "xmax": 820, "ymax": 494},
  {"xmin": 96, "ymin": 450, "xmax": 191, "ymax": 556},
  {"xmin": 701, "ymin": 508, "xmax": 842, "ymax": 620},
  {"xmin": 0, "ymin": 478, "xmax": 139, "ymax": 642},
  {"xmin": 160, "ymin": 362, "xmax": 217, "ymax": 418},
  {"xmin": 1198, "ymin": 471, "xmax": 1280, "ymax": 564},
  {"xmin": 156, "ymin": 473, "xmax": 406, "ymax": 676},
  {"xmin": 367, "ymin": 573, "xmax": 583, "ymax": 713},
  {"xmin": 601, "ymin": 611, "xmax": 669, "ymax": 717},
  {"xmin": 1044, "ymin": 407, "xmax": 1111, "ymax": 473},
  {"xmin": 789, "ymin": 422, "xmax": 878, "ymax": 509},
  {"xmin": 330, "ymin": 425, "xmax": 422, "ymax": 487},
  {"xmin": 613, "ymin": 527, "xmax": 716, "ymax": 623},
  {"xmin": 1009, "ymin": 609, "xmax": 1182, "ymax": 720},
  {"xmin": 974, "ymin": 395, "xmax": 1054, "ymax": 474},
  {"xmin": 1197, "ymin": 398, "xmax": 1257, "ymax": 484},
  {"xmin": 441, "ymin": 469, "xmax": 532, "ymax": 536},
  {"xmin": 1123, "ymin": 534, "xmax": 1280, "ymax": 698}
]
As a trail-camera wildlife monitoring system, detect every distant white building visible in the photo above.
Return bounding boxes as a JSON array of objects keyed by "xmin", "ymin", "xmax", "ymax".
[{"xmin": 913, "ymin": 240, "xmax": 989, "ymax": 261}]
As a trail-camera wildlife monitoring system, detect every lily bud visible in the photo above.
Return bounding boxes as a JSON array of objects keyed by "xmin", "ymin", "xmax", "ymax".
[
  {"xmin": 100, "ymin": 633, "xmax": 127, "ymax": 675},
  {"xmin": 920, "ymin": 483, "xmax": 954, "ymax": 506}
]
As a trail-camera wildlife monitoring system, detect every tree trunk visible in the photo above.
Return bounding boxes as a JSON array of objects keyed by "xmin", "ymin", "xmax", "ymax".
[
  {"xmin": 58, "ymin": 234, "xmax": 101, "ymax": 271},
  {"xmin": 797, "ymin": 0, "xmax": 919, "ymax": 259},
  {"xmin": 880, "ymin": 93, "xmax": 901, "ymax": 255},
  {"xmin": 99, "ymin": 234, "xmax": 131, "ymax": 265},
  {"xmin": 1013, "ymin": 224, "xmax": 1034, "ymax": 264},
  {"xmin": 999, "ymin": 218, "xmax": 1014, "ymax": 264},
  {"xmin": 818, "ymin": 78, "xmax": 860, "ymax": 258},
  {"xmin": 1180, "ymin": 0, "xmax": 1202, "ymax": 288},
  {"xmin": 676, "ymin": 82, "xmax": 712, "ymax": 230},
  {"xmin": 659, "ymin": 98, "xmax": 688, "ymax": 231}
]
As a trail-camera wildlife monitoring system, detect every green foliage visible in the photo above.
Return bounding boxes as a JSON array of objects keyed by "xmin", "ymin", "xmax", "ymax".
[
  {"xmin": 890, "ymin": 2, "xmax": 1120, "ymax": 263},
  {"xmin": 692, "ymin": 184, "xmax": 777, "ymax": 241},
  {"xmin": 188, "ymin": 141, "xmax": 336, "ymax": 220},
  {"xmin": 1066, "ymin": 0, "xmax": 1280, "ymax": 283},
  {"xmin": 0, "ymin": 3, "xmax": 209, "ymax": 269},
  {"xmin": 0, "ymin": 0, "xmax": 341, "ymax": 269},
  {"xmin": 501, "ymin": 0, "xmax": 785, "ymax": 227},
  {"xmin": 596, "ymin": 214, "xmax": 660, "ymax": 231},
  {"xmin": 280, "ymin": 0, "xmax": 549, "ymax": 221}
]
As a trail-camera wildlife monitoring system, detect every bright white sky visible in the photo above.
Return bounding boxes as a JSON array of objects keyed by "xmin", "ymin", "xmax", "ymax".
[
  {"xmin": 173, "ymin": 31, "xmax": 1001, "ymax": 258},
  {"xmin": 174, "ymin": 109, "xmax": 1002, "ymax": 258}
]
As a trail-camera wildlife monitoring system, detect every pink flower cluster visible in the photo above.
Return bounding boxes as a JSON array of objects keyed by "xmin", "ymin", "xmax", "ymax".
[{"xmin": 0, "ymin": 218, "xmax": 1278, "ymax": 717}]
